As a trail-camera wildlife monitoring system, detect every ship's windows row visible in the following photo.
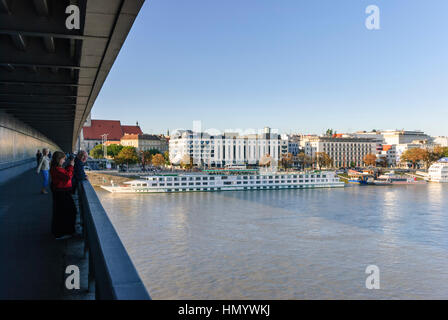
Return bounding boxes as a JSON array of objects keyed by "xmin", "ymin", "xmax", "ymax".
[
  {"xmin": 159, "ymin": 185, "xmax": 325, "ymax": 192},
  {"xmin": 140, "ymin": 178, "xmax": 337, "ymax": 187},
  {"xmin": 151, "ymin": 176, "xmax": 217, "ymax": 182}
]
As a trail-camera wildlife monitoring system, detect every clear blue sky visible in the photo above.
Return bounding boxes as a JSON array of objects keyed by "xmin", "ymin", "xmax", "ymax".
[{"xmin": 92, "ymin": 0, "xmax": 448, "ymax": 136}]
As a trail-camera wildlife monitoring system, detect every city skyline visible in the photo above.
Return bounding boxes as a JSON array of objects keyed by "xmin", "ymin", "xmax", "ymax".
[
  {"xmin": 92, "ymin": 0, "xmax": 448, "ymax": 136},
  {"xmin": 86, "ymin": 117, "xmax": 446, "ymax": 138}
]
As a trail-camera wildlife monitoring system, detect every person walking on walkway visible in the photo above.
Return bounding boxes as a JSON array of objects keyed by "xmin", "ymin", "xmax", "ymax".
[
  {"xmin": 36, "ymin": 149, "xmax": 42, "ymax": 168},
  {"xmin": 50, "ymin": 151, "xmax": 77, "ymax": 240},
  {"xmin": 36, "ymin": 148, "xmax": 50, "ymax": 194}
]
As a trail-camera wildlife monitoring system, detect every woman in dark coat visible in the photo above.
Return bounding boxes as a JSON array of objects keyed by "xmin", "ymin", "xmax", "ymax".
[
  {"xmin": 50, "ymin": 151, "xmax": 77, "ymax": 240},
  {"xmin": 36, "ymin": 149, "xmax": 42, "ymax": 167}
]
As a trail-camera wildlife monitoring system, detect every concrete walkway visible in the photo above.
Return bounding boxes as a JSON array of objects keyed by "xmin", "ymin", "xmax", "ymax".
[{"xmin": 0, "ymin": 169, "xmax": 92, "ymax": 299}]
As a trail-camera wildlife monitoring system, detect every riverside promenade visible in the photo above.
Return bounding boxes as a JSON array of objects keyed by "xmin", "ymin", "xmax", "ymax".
[{"xmin": 0, "ymin": 169, "xmax": 91, "ymax": 299}]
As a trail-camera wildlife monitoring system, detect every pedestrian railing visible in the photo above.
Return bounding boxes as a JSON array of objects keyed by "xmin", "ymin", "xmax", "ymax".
[{"xmin": 79, "ymin": 180, "xmax": 151, "ymax": 300}]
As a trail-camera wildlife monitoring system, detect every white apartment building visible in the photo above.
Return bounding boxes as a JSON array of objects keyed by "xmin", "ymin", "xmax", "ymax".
[
  {"xmin": 376, "ymin": 145, "xmax": 397, "ymax": 167},
  {"xmin": 382, "ymin": 130, "xmax": 432, "ymax": 145},
  {"xmin": 300, "ymin": 136, "xmax": 377, "ymax": 167},
  {"xmin": 434, "ymin": 136, "xmax": 448, "ymax": 147},
  {"xmin": 169, "ymin": 129, "xmax": 288, "ymax": 167}
]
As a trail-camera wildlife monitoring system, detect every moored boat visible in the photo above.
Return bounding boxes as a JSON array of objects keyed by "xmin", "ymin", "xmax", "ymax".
[
  {"xmin": 101, "ymin": 171, "xmax": 345, "ymax": 193},
  {"xmin": 373, "ymin": 173, "xmax": 426, "ymax": 185},
  {"xmin": 347, "ymin": 170, "xmax": 374, "ymax": 185}
]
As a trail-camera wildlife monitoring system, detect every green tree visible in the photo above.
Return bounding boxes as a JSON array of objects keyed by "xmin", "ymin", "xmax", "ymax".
[
  {"xmin": 431, "ymin": 146, "xmax": 448, "ymax": 161},
  {"xmin": 114, "ymin": 146, "xmax": 139, "ymax": 166},
  {"xmin": 421, "ymin": 148, "xmax": 443, "ymax": 169},
  {"xmin": 280, "ymin": 153, "xmax": 293, "ymax": 170},
  {"xmin": 400, "ymin": 148, "xmax": 426, "ymax": 169},
  {"xmin": 313, "ymin": 152, "xmax": 332, "ymax": 169},
  {"xmin": 163, "ymin": 151, "xmax": 170, "ymax": 165},
  {"xmin": 140, "ymin": 150, "xmax": 153, "ymax": 169},
  {"xmin": 297, "ymin": 152, "xmax": 312, "ymax": 170},
  {"xmin": 107, "ymin": 144, "xmax": 123, "ymax": 158},
  {"xmin": 147, "ymin": 148, "xmax": 161, "ymax": 156},
  {"xmin": 378, "ymin": 157, "xmax": 388, "ymax": 168},
  {"xmin": 89, "ymin": 144, "xmax": 104, "ymax": 159},
  {"xmin": 363, "ymin": 153, "xmax": 377, "ymax": 167},
  {"xmin": 152, "ymin": 153, "xmax": 166, "ymax": 167}
]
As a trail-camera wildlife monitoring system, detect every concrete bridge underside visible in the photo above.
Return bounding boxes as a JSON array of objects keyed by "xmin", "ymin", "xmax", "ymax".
[
  {"xmin": 0, "ymin": 0, "xmax": 148, "ymax": 300},
  {"xmin": 0, "ymin": 0, "xmax": 144, "ymax": 151}
]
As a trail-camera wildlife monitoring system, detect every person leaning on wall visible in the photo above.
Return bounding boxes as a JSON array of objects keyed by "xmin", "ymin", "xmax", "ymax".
[
  {"xmin": 72, "ymin": 150, "xmax": 89, "ymax": 194},
  {"xmin": 36, "ymin": 148, "xmax": 50, "ymax": 194}
]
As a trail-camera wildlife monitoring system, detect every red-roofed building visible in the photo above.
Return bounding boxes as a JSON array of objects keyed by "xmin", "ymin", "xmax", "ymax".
[
  {"xmin": 83, "ymin": 120, "xmax": 123, "ymax": 141},
  {"xmin": 80, "ymin": 117, "xmax": 143, "ymax": 152},
  {"xmin": 121, "ymin": 125, "xmax": 143, "ymax": 135}
]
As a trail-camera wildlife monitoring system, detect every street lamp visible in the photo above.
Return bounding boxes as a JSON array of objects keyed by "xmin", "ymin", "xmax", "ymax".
[{"xmin": 101, "ymin": 133, "xmax": 108, "ymax": 159}]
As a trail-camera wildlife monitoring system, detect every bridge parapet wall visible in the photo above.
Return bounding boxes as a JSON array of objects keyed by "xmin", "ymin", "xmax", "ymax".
[{"xmin": 0, "ymin": 111, "xmax": 60, "ymax": 184}]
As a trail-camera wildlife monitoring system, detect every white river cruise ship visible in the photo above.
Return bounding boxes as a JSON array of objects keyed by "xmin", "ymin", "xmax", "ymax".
[{"xmin": 101, "ymin": 170, "xmax": 344, "ymax": 193}]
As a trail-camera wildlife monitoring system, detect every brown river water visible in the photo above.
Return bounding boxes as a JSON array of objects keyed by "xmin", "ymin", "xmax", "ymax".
[{"xmin": 97, "ymin": 183, "xmax": 448, "ymax": 299}]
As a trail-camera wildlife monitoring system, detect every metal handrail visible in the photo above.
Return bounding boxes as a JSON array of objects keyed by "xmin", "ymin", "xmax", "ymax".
[{"xmin": 79, "ymin": 180, "xmax": 151, "ymax": 300}]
